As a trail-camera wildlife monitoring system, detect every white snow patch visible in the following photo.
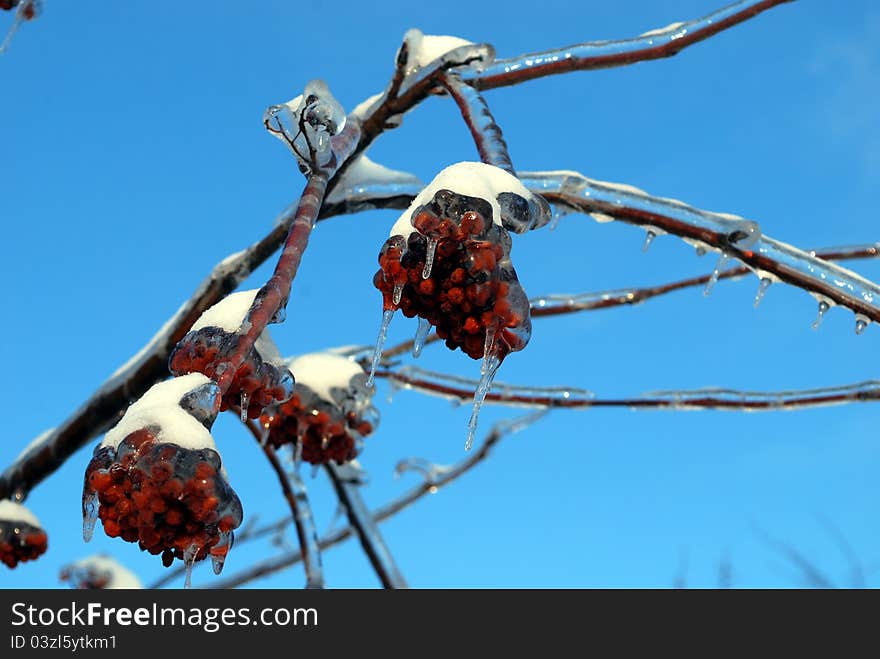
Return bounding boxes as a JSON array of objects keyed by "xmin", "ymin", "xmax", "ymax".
[
  {"xmin": 390, "ymin": 162, "xmax": 534, "ymax": 238},
  {"xmin": 101, "ymin": 374, "xmax": 217, "ymax": 451},
  {"xmin": 190, "ymin": 289, "xmax": 284, "ymax": 366},
  {"xmin": 351, "ymin": 92, "xmax": 383, "ymax": 120},
  {"xmin": 66, "ymin": 555, "xmax": 142, "ymax": 589},
  {"xmin": 640, "ymin": 21, "xmax": 686, "ymax": 37},
  {"xmin": 405, "ymin": 29, "xmax": 474, "ymax": 70},
  {"xmin": 0, "ymin": 500, "xmax": 41, "ymax": 528},
  {"xmin": 287, "ymin": 352, "xmax": 365, "ymax": 404}
]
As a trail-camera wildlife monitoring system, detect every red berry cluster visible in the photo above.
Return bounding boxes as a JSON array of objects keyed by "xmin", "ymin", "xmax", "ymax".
[
  {"xmin": 0, "ymin": 518, "xmax": 47, "ymax": 569},
  {"xmin": 261, "ymin": 388, "xmax": 376, "ymax": 465},
  {"xmin": 83, "ymin": 429, "xmax": 242, "ymax": 570},
  {"xmin": 59, "ymin": 566, "xmax": 110, "ymax": 589},
  {"xmin": 374, "ymin": 191, "xmax": 532, "ymax": 361},
  {"xmin": 170, "ymin": 327, "xmax": 294, "ymax": 419}
]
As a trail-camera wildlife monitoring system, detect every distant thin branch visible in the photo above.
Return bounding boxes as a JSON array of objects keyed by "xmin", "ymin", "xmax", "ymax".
[
  {"xmin": 206, "ymin": 413, "xmax": 543, "ymax": 588},
  {"xmin": 324, "ymin": 463, "xmax": 408, "ymax": 589},
  {"xmin": 754, "ymin": 525, "xmax": 836, "ymax": 588},
  {"xmin": 377, "ymin": 366, "xmax": 880, "ymax": 412},
  {"xmin": 467, "ymin": 0, "xmax": 794, "ymax": 90}
]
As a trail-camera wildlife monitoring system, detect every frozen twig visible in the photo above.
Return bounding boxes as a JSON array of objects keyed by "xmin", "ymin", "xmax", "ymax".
[
  {"xmin": 205, "ymin": 413, "xmax": 543, "ymax": 588},
  {"xmin": 324, "ymin": 462, "xmax": 408, "ymax": 589},
  {"xmin": 523, "ymin": 170, "xmax": 880, "ymax": 327},
  {"xmin": 440, "ymin": 72, "xmax": 515, "ymax": 173},
  {"xmin": 466, "ymin": 0, "xmax": 794, "ymax": 90},
  {"xmin": 376, "ymin": 366, "xmax": 880, "ymax": 412},
  {"xmin": 238, "ymin": 413, "xmax": 323, "ymax": 590}
]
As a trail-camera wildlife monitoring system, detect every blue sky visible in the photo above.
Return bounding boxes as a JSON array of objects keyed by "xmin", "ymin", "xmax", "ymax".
[{"xmin": 1, "ymin": 0, "xmax": 878, "ymax": 588}]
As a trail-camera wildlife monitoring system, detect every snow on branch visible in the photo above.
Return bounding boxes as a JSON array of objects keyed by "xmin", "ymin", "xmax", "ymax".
[
  {"xmin": 377, "ymin": 366, "xmax": 880, "ymax": 413},
  {"xmin": 204, "ymin": 413, "xmax": 544, "ymax": 589},
  {"xmin": 523, "ymin": 170, "xmax": 880, "ymax": 330},
  {"xmin": 466, "ymin": 0, "xmax": 794, "ymax": 90}
]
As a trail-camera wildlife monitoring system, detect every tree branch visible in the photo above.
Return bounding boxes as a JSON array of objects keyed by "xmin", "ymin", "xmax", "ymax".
[
  {"xmin": 467, "ymin": 0, "xmax": 794, "ymax": 90},
  {"xmin": 206, "ymin": 413, "xmax": 543, "ymax": 588},
  {"xmin": 324, "ymin": 462, "xmax": 408, "ymax": 589}
]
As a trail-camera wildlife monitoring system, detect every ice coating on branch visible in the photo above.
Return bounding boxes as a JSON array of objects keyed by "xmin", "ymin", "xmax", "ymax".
[
  {"xmin": 325, "ymin": 155, "xmax": 423, "ymax": 206},
  {"xmin": 0, "ymin": 499, "xmax": 47, "ymax": 568},
  {"xmin": 0, "ymin": 0, "xmax": 38, "ymax": 55},
  {"xmin": 101, "ymin": 374, "xmax": 219, "ymax": 451},
  {"xmin": 264, "ymin": 80, "xmax": 346, "ymax": 171},
  {"xmin": 640, "ymin": 21, "xmax": 686, "ymax": 38},
  {"xmin": 60, "ymin": 555, "xmax": 142, "ymax": 589},
  {"xmin": 403, "ymin": 29, "xmax": 476, "ymax": 71},
  {"xmin": 190, "ymin": 289, "xmax": 285, "ymax": 367},
  {"xmin": 390, "ymin": 162, "xmax": 551, "ymax": 238}
]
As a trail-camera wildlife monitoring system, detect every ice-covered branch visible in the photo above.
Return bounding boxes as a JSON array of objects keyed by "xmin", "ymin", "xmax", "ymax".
[
  {"xmin": 324, "ymin": 462, "xmax": 408, "ymax": 589},
  {"xmin": 523, "ymin": 170, "xmax": 880, "ymax": 329},
  {"xmin": 440, "ymin": 72, "xmax": 515, "ymax": 174},
  {"xmin": 466, "ymin": 0, "xmax": 794, "ymax": 90},
  {"xmin": 530, "ymin": 243, "xmax": 880, "ymax": 317},
  {"xmin": 205, "ymin": 413, "xmax": 543, "ymax": 589},
  {"xmin": 377, "ymin": 366, "xmax": 880, "ymax": 412},
  {"xmin": 240, "ymin": 414, "xmax": 323, "ymax": 590}
]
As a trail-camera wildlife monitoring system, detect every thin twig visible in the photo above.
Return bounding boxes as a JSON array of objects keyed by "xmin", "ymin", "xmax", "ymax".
[
  {"xmin": 467, "ymin": 0, "xmax": 794, "ymax": 90},
  {"xmin": 377, "ymin": 366, "xmax": 880, "ymax": 412},
  {"xmin": 238, "ymin": 411, "xmax": 324, "ymax": 590},
  {"xmin": 324, "ymin": 462, "xmax": 408, "ymax": 589}
]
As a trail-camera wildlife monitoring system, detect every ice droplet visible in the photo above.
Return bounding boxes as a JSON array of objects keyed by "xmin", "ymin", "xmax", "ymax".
[
  {"xmin": 294, "ymin": 441, "xmax": 304, "ymax": 472},
  {"xmin": 270, "ymin": 306, "xmax": 287, "ymax": 324},
  {"xmin": 183, "ymin": 544, "xmax": 199, "ymax": 589},
  {"xmin": 422, "ymin": 238, "xmax": 438, "ymax": 279},
  {"xmin": 82, "ymin": 491, "xmax": 99, "ymax": 543},
  {"xmin": 855, "ymin": 314, "xmax": 870, "ymax": 335},
  {"xmin": 210, "ymin": 531, "xmax": 232, "ymax": 575},
  {"xmin": 642, "ymin": 231, "xmax": 656, "ymax": 253},
  {"xmin": 466, "ymin": 331, "xmax": 502, "ymax": 451},
  {"xmin": 310, "ymin": 464, "xmax": 320, "ymax": 479},
  {"xmin": 412, "ymin": 317, "xmax": 431, "ymax": 358},
  {"xmin": 548, "ymin": 205, "xmax": 571, "ymax": 231},
  {"xmin": 392, "ymin": 282, "xmax": 404, "ymax": 306},
  {"xmin": 367, "ymin": 309, "xmax": 395, "ymax": 388},
  {"xmin": 812, "ymin": 301, "xmax": 830, "ymax": 330},
  {"xmin": 754, "ymin": 277, "xmax": 772, "ymax": 309},
  {"xmin": 210, "ymin": 553, "xmax": 225, "ymax": 575},
  {"xmin": 704, "ymin": 252, "xmax": 729, "ymax": 297},
  {"xmin": 240, "ymin": 392, "xmax": 250, "ymax": 422},
  {"xmin": 695, "ymin": 245, "xmax": 707, "ymax": 257}
]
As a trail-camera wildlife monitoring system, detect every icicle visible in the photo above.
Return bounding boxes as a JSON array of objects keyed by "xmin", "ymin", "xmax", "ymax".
[
  {"xmin": 183, "ymin": 544, "xmax": 199, "ymax": 589},
  {"xmin": 642, "ymin": 230, "xmax": 656, "ymax": 253},
  {"xmin": 270, "ymin": 306, "xmax": 287, "ymax": 324},
  {"xmin": 82, "ymin": 491, "xmax": 99, "ymax": 543},
  {"xmin": 466, "ymin": 330, "xmax": 502, "ymax": 451},
  {"xmin": 855, "ymin": 314, "xmax": 870, "ymax": 335},
  {"xmin": 703, "ymin": 252, "xmax": 729, "ymax": 297},
  {"xmin": 812, "ymin": 301, "xmax": 830, "ymax": 330},
  {"xmin": 548, "ymin": 205, "xmax": 571, "ymax": 231},
  {"xmin": 367, "ymin": 309, "xmax": 395, "ymax": 388},
  {"xmin": 754, "ymin": 277, "xmax": 772, "ymax": 309},
  {"xmin": 210, "ymin": 553, "xmax": 226, "ymax": 576},
  {"xmin": 392, "ymin": 281, "xmax": 404, "ymax": 306},
  {"xmin": 412, "ymin": 317, "xmax": 432, "ymax": 358},
  {"xmin": 240, "ymin": 391, "xmax": 250, "ymax": 422},
  {"xmin": 422, "ymin": 238, "xmax": 438, "ymax": 279},
  {"xmin": 310, "ymin": 464, "xmax": 320, "ymax": 479}
]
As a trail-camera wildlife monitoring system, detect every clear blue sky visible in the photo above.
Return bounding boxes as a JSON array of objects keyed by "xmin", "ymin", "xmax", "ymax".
[{"xmin": 2, "ymin": 0, "xmax": 878, "ymax": 588}]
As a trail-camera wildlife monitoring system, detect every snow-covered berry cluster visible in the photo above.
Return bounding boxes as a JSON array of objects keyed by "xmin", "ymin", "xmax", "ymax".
[
  {"xmin": 260, "ymin": 353, "xmax": 378, "ymax": 465},
  {"xmin": 374, "ymin": 162, "xmax": 549, "ymax": 362},
  {"xmin": 0, "ymin": 499, "xmax": 47, "ymax": 569},
  {"xmin": 169, "ymin": 290, "xmax": 295, "ymax": 420},
  {"xmin": 83, "ymin": 374, "xmax": 242, "ymax": 575},
  {"xmin": 60, "ymin": 554, "xmax": 142, "ymax": 589}
]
